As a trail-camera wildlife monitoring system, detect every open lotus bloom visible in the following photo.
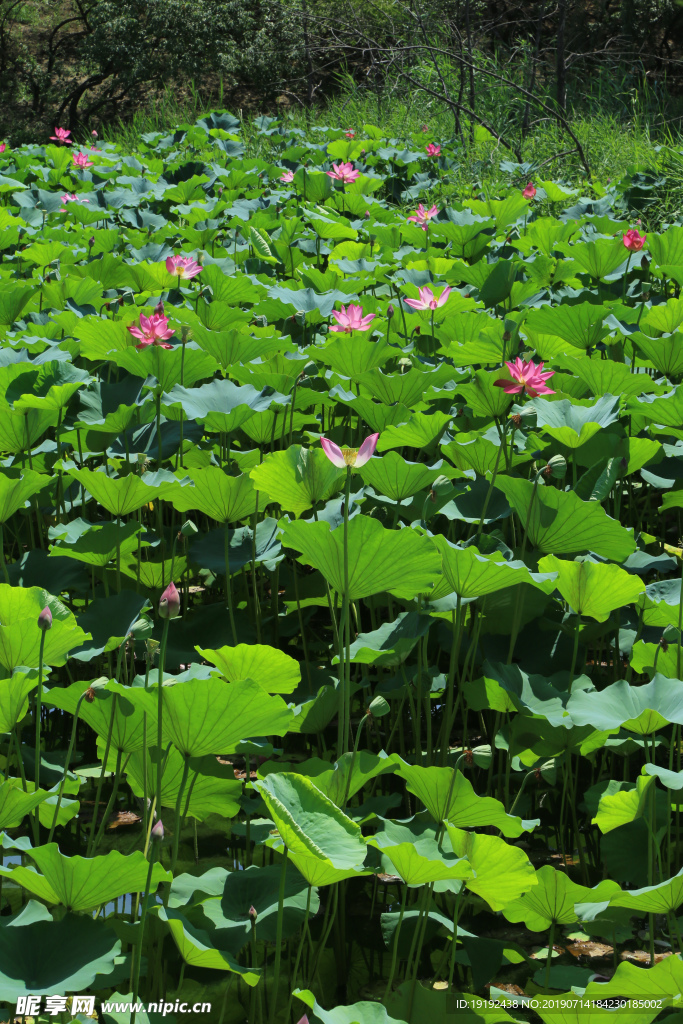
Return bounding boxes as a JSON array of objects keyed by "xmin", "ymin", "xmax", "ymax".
[
  {"xmin": 404, "ymin": 285, "xmax": 451, "ymax": 311},
  {"xmin": 407, "ymin": 203, "xmax": 438, "ymax": 229},
  {"xmin": 127, "ymin": 311, "xmax": 175, "ymax": 350},
  {"xmin": 50, "ymin": 127, "xmax": 71, "ymax": 143},
  {"xmin": 165, "ymin": 254, "xmax": 203, "ymax": 279},
  {"xmin": 345, "ymin": 130, "xmax": 355, "ymax": 138},
  {"xmin": 0, "ymin": 143, "xmax": 6, "ymax": 153},
  {"xmin": 426, "ymin": 143, "xmax": 441, "ymax": 157},
  {"xmin": 321, "ymin": 433, "xmax": 379, "ymax": 468},
  {"xmin": 60, "ymin": 193, "xmax": 89, "ymax": 210},
  {"xmin": 623, "ymin": 228, "xmax": 646, "ymax": 251},
  {"xmin": 522, "ymin": 182, "xmax": 536, "ymax": 199},
  {"xmin": 280, "ymin": 170, "xmax": 294, "ymax": 183},
  {"xmin": 330, "ymin": 303, "xmax": 375, "ymax": 333},
  {"xmin": 326, "ymin": 161, "xmax": 359, "ymax": 183},
  {"xmin": 72, "ymin": 151, "xmax": 93, "ymax": 168},
  {"xmin": 495, "ymin": 357, "xmax": 554, "ymax": 398}
]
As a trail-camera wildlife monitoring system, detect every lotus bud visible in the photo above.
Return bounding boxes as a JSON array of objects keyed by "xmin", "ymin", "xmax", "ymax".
[
  {"xmin": 294, "ymin": 310, "xmax": 306, "ymax": 326},
  {"xmin": 296, "ymin": 1017, "xmax": 310, "ymax": 1024},
  {"xmin": 151, "ymin": 819, "xmax": 164, "ymax": 842},
  {"xmin": 503, "ymin": 330, "xmax": 512, "ymax": 342},
  {"xmin": 364, "ymin": 210, "xmax": 370, "ymax": 219},
  {"xmin": 88, "ymin": 236, "xmax": 95, "ymax": 247},
  {"xmin": 37, "ymin": 606, "xmax": 52, "ymax": 632},
  {"xmin": 387, "ymin": 304, "xmax": 395, "ymax": 319},
  {"xmin": 368, "ymin": 695, "xmax": 390, "ymax": 718},
  {"xmin": 248, "ymin": 905, "xmax": 258, "ymax": 922},
  {"xmin": 158, "ymin": 581, "xmax": 180, "ymax": 619},
  {"xmin": 641, "ymin": 255, "xmax": 649, "ymax": 273},
  {"xmin": 154, "ymin": 300, "xmax": 165, "ymax": 317},
  {"xmin": 545, "ymin": 455, "xmax": 567, "ymax": 479},
  {"xmin": 180, "ymin": 519, "xmax": 198, "ymax": 538}
]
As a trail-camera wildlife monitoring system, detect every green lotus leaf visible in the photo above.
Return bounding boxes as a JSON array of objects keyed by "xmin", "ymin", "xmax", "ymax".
[
  {"xmin": 152, "ymin": 905, "xmax": 260, "ymax": 983},
  {"xmin": 196, "ymin": 642, "xmax": 301, "ymax": 694},
  {"xmin": 477, "ymin": 661, "xmax": 573, "ymax": 727},
  {"xmin": 583, "ymin": 953, "xmax": 683, "ymax": 1007},
  {"xmin": 273, "ymin": 845, "xmax": 372, "ymax": 887},
  {"xmin": 537, "ymin": 555, "xmax": 645, "ymax": 621},
  {"xmin": 0, "ymin": 843, "xmax": 171, "ymax": 911},
  {"xmin": 71, "ymin": 590, "xmax": 149, "ymax": 661},
  {"xmin": 46, "ymin": 678, "xmax": 152, "ymax": 753},
  {"xmin": 0, "ymin": 585, "xmax": 91, "ymax": 670},
  {"xmin": 316, "ymin": 336, "xmax": 392, "ymax": 378},
  {"xmin": 49, "ymin": 518, "xmax": 142, "ymax": 567},
  {"xmin": 131, "ymin": 676, "xmax": 293, "ymax": 756},
  {"xmin": 68, "ymin": 467, "xmax": 160, "ymax": 516},
  {"xmin": 294, "ymin": 989, "xmax": 407, "ymax": 1024},
  {"xmin": 526, "ymin": 302, "xmax": 609, "ymax": 349},
  {"xmin": 124, "ymin": 747, "xmax": 242, "ymax": 820},
  {"xmin": 0, "ymin": 778, "xmax": 51, "ymax": 828},
  {"xmin": 161, "ymin": 378, "xmax": 274, "ymax": 433},
  {"xmin": 339, "ymin": 611, "xmax": 432, "ymax": 667},
  {"xmin": 446, "ymin": 825, "xmax": 536, "ymax": 911},
  {"xmin": 283, "ymin": 751, "xmax": 399, "ymax": 806},
  {"xmin": 564, "ymin": 354, "xmax": 662, "ymax": 398},
  {"xmin": 431, "ymin": 536, "xmax": 557, "ymax": 601},
  {"xmin": 250, "ymin": 445, "xmax": 345, "ymax": 516},
  {"xmin": 395, "ymin": 762, "xmax": 538, "ymax": 837},
  {"xmin": 639, "ymin": 578, "xmax": 683, "ymax": 628},
  {"xmin": 0, "ymin": 668, "xmax": 39, "ymax": 731},
  {"xmin": 558, "ymin": 239, "xmax": 625, "ymax": 280},
  {"xmin": 608, "ymin": 864, "xmax": 683, "ymax": 914},
  {"xmin": 254, "ymin": 772, "xmax": 367, "ymax": 869},
  {"xmin": 642, "ymin": 762, "xmax": 683, "ymax": 789},
  {"xmin": 0, "ymin": 912, "xmax": 121, "ymax": 998},
  {"xmin": 528, "ymin": 394, "xmax": 620, "ymax": 449},
  {"xmin": 494, "ymin": 477, "xmax": 636, "ymax": 559},
  {"xmin": 280, "ymin": 514, "xmax": 441, "ymax": 599},
  {"xmin": 376, "ymin": 411, "xmax": 453, "ymax": 453},
  {"xmin": 111, "ymin": 344, "xmax": 217, "ymax": 391},
  {"xmin": 0, "ymin": 401, "xmax": 58, "ymax": 453},
  {"xmin": 634, "ymin": 332, "xmax": 683, "ymax": 377},
  {"xmin": 367, "ymin": 817, "xmax": 473, "ymax": 886},
  {"xmin": 0, "ymin": 282, "xmax": 36, "ymax": 326},
  {"xmin": 359, "ymin": 365, "xmax": 457, "ymax": 407},
  {"xmin": 629, "ymin": 387, "xmax": 683, "ymax": 426},
  {"xmin": 568, "ymin": 676, "xmax": 683, "ymax": 733},
  {"xmin": 166, "ymin": 467, "xmax": 257, "ymax": 522},
  {"xmin": 502, "ymin": 865, "xmax": 612, "ymax": 930},
  {"xmin": 359, "ymin": 452, "xmax": 445, "ymax": 502},
  {"xmin": 7, "ymin": 363, "xmax": 90, "ymax": 413},
  {"xmin": 191, "ymin": 323, "xmax": 283, "ymax": 369},
  {"xmin": 0, "ymin": 469, "xmax": 50, "ymax": 521},
  {"xmin": 592, "ymin": 775, "xmax": 656, "ymax": 833}
]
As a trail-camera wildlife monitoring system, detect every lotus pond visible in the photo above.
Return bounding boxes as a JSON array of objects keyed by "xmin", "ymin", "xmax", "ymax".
[{"xmin": 1, "ymin": 112, "xmax": 683, "ymax": 1024}]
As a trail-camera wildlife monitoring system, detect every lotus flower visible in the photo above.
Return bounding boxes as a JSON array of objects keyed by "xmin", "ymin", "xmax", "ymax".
[
  {"xmin": 326, "ymin": 162, "xmax": 359, "ymax": 183},
  {"xmin": 345, "ymin": 130, "xmax": 355, "ymax": 138},
  {"xmin": 426, "ymin": 143, "xmax": 441, "ymax": 157},
  {"xmin": 495, "ymin": 357, "xmax": 555, "ymax": 398},
  {"xmin": 280, "ymin": 169, "xmax": 294, "ymax": 183},
  {"xmin": 405, "ymin": 285, "xmax": 451, "ymax": 311},
  {"xmin": 407, "ymin": 203, "xmax": 438, "ymax": 229},
  {"xmin": 321, "ymin": 433, "xmax": 379, "ymax": 468},
  {"xmin": 50, "ymin": 127, "xmax": 71, "ymax": 144},
  {"xmin": 127, "ymin": 311, "xmax": 175, "ymax": 350},
  {"xmin": 37, "ymin": 606, "xmax": 52, "ymax": 631},
  {"xmin": 72, "ymin": 151, "xmax": 93, "ymax": 169},
  {"xmin": 523, "ymin": 182, "xmax": 536, "ymax": 199},
  {"xmin": 91, "ymin": 130, "xmax": 98, "ymax": 138},
  {"xmin": 159, "ymin": 581, "xmax": 181, "ymax": 619},
  {"xmin": 421, "ymin": 124, "xmax": 429, "ymax": 133},
  {"xmin": 151, "ymin": 819, "xmax": 165, "ymax": 841},
  {"xmin": 60, "ymin": 193, "xmax": 90, "ymax": 210},
  {"xmin": 330, "ymin": 303, "xmax": 375, "ymax": 333},
  {"xmin": 0, "ymin": 143, "xmax": 6, "ymax": 154},
  {"xmin": 165, "ymin": 254, "xmax": 203, "ymax": 279},
  {"xmin": 623, "ymin": 228, "xmax": 646, "ymax": 252}
]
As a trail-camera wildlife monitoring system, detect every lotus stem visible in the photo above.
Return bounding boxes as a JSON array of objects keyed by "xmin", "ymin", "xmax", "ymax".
[
  {"xmin": 268, "ymin": 846, "xmax": 288, "ymax": 1024},
  {"xmin": 383, "ymin": 882, "xmax": 407, "ymax": 1001},
  {"xmin": 169, "ymin": 752, "xmax": 191, "ymax": 875},
  {"xmin": 47, "ymin": 691, "xmax": 87, "ymax": 844},
  {"xmin": 131, "ymin": 830, "xmax": 160, "ymax": 1022},
  {"xmin": 155, "ymin": 616, "xmax": 171, "ymax": 824}
]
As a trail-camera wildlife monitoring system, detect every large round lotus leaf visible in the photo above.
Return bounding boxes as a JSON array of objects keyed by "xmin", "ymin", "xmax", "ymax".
[
  {"xmin": 494, "ymin": 477, "xmax": 636, "ymax": 560},
  {"xmin": 294, "ymin": 988, "xmax": 407, "ymax": 1024},
  {"xmin": 196, "ymin": 642, "xmax": 301, "ymax": 693},
  {"xmin": 151, "ymin": 904, "xmax": 260, "ymax": 983},
  {"xmin": 48, "ymin": 519, "xmax": 143, "ymax": 568},
  {"xmin": 0, "ymin": 469, "xmax": 50, "ymax": 522},
  {"xmin": 254, "ymin": 772, "xmax": 367, "ymax": 869},
  {"xmin": 338, "ymin": 610, "xmax": 432, "ymax": 667},
  {"xmin": 251, "ymin": 445, "xmax": 345, "ymax": 516},
  {"xmin": 502, "ymin": 864, "xmax": 610, "ymax": 930},
  {"xmin": 583, "ymin": 953, "xmax": 683, "ymax": 1005},
  {"xmin": 280, "ymin": 514, "xmax": 441, "ymax": 600},
  {"xmin": 538, "ymin": 555, "xmax": 645, "ymax": 621},
  {"xmin": 124, "ymin": 746, "xmax": 242, "ymax": 819},
  {"xmin": 0, "ymin": 911, "xmax": 121, "ymax": 997},
  {"xmin": 567, "ymin": 676, "xmax": 683, "ymax": 733},
  {"xmin": 166, "ymin": 467, "xmax": 257, "ymax": 522},
  {"xmin": 592, "ymin": 775, "xmax": 657, "ymax": 834},
  {"xmin": 446, "ymin": 825, "xmax": 537, "ymax": 911},
  {"xmin": 0, "ymin": 843, "xmax": 171, "ymax": 911},
  {"xmin": 395, "ymin": 761, "xmax": 538, "ymax": 837},
  {"xmin": 68, "ymin": 467, "xmax": 160, "ymax": 516},
  {"xmin": 0, "ymin": 778, "xmax": 50, "ymax": 828},
  {"xmin": 367, "ymin": 816, "xmax": 473, "ymax": 886},
  {"xmin": 46, "ymin": 678, "xmax": 153, "ymax": 753},
  {"xmin": 204, "ymin": 861, "xmax": 319, "ymax": 944},
  {"xmin": 527, "ymin": 394, "xmax": 620, "ymax": 449},
  {"xmin": 0, "ymin": 585, "xmax": 91, "ymax": 670},
  {"xmin": 0, "ymin": 668, "xmax": 39, "ymax": 731},
  {"xmin": 431, "ymin": 536, "xmax": 557, "ymax": 601}
]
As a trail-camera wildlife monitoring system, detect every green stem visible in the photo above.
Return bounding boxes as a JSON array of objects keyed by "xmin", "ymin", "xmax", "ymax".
[
  {"xmin": 342, "ymin": 712, "xmax": 368, "ymax": 810},
  {"xmin": 383, "ymin": 883, "xmax": 408, "ymax": 1000},
  {"xmin": 341, "ymin": 466, "xmax": 352, "ymax": 753},
  {"xmin": 155, "ymin": 617, "xmax": 171, "ymax": 824},
  {"xmin": 130, "ymin": 838, "xmax": 159, "ymax": 1024},
  {"xmin": 268, "ymin": 846, "xmax": 288, "ymax": 1024},
  {"xmin": 91, "ymin": 747, "xmax": 123, "ymax": 853},
  {"xmin": 170, "ymin": 753, "xmax": 191, "ymax": 875},
  {"xmin": 224, "ymin": 523, "xmax": 238, "ymax": 645},
  {"xmin": 47, "ymin": 692, "xmax": 87, "ymax": 844},
  {"xmin": 33, "ymin": 629, "xmax": 47, "ymax": 842},
  {"xmin": 544, "ymin": 919, "xmax": 555, "ymax": 989}
]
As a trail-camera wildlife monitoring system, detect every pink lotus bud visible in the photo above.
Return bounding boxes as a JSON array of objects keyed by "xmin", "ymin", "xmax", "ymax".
[
  {"xmin": 296, "ymin": 1018, "xmax": 310, "ymax": 1024},
  {"xmin": 249, "ymin": 905, "xmax": 257, "ymax": 921},
  {"xmin": 92, "ymin": 130, "xmax": 98, "ymax": 138},
  {"xmin": 387, "ymin": 304, "xmax": 395, "ymax": 319},
  {"xmin": 38, "ymin": 606, "xmax": 52, "ymax": 631},
  {"xmin": 151, "ymin": 819, "xmax": 164, "ymax": 841},
  {"xmin": 154, "ymin": 300, "xmax": 165, "ymax": 317},
  {"xmin": 159, "ymin": 582, "xmax": 180, "ymax": 619}
]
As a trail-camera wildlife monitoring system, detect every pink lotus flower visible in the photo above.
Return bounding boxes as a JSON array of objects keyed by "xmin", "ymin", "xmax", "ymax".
[
  {"xmin": 321, "ymin": 433, "xmax": 379, "ymax": 468},
  {"xmin": 50, "ymin": 127, "xmax": 71, "ymax": 144},
  {"xmin": 72, "ymin": 151, "xmax": 93, "ymax": 169},
  {"xmin": 0, "ymin": 143, "xmax": 6, "ymax": 154},
  {"xmin": 426, "ymin": 143, "xmax": 441, "ymax": 157},
  {"xmin": 407, "ymin": 203, "xmax": 438, "ymax": 229},
  {"xmin": 127, "ymin": 311, "xmax": 175, "ymax": 350},
  {"xmin": 404, "ymin": 285, "xmax": 452, "ymax": 311},
  {"xmin": 91, "ymin": 130, "xmax": 98, "ymax": 138},
  {"xmin": 421, "ymin": 124, "xmax": 429, "ymax": 133},
  {"xmin": 60, "ymin": 193, "xmax": 90, "ymax": 210},
  {"xmin": 280, "ymin": 170, "xmax": 294, "ymax": 183},
  {"xmin": 165, "ymin": 254, "xmax": 203, "ymax": 279},
  {"xmin": 623, "ymin": 228, "xmax": 646, "ymax": 252},
  {"xmin": 345, "ymin": 130, "xmax": 355, "ymax": 138},
  {"xmin": 330, "ymin": 303, "xmax": 375, "ymax": 333},
  {"xmin": 522, "ymin": 182, "xmax": 536, "ymax": 199},
  {"xmin": 326, "ymin": 162, "xmax": 359, "ymax": 183},
  {"xmin": 159, "ymin": 581, "xmax": 181, "ymax": 619},
  {"xmin": 495, "ymin": 357, "xmax": 555, "ymax": 398}
]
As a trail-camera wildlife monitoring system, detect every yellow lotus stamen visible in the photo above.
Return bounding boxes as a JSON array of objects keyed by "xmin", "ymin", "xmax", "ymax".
[{"xmin": 342, "ymin": 449, "xmax": 358, "ymax": 466}]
